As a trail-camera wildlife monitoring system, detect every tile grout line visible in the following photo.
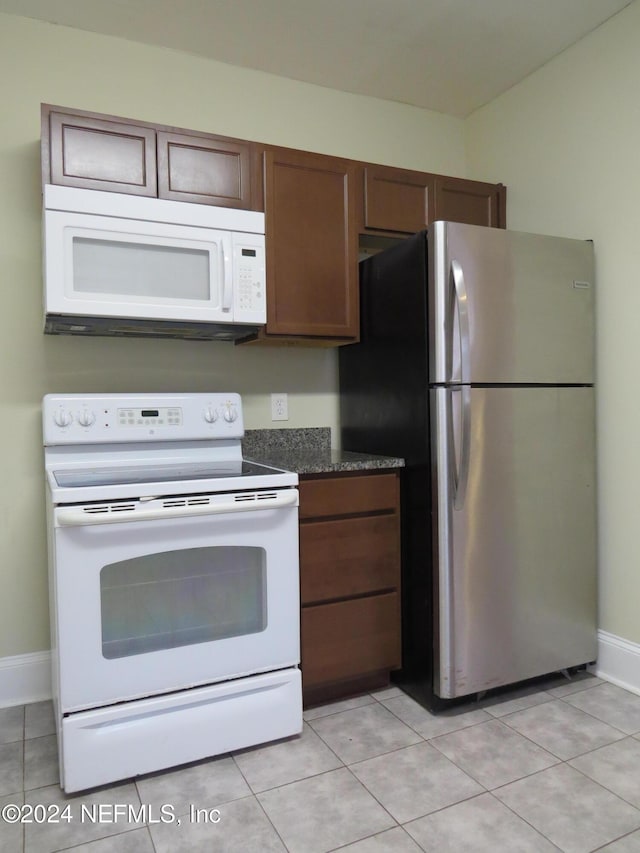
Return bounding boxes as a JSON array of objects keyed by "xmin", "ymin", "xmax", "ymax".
[
  {"xmin": 564, "ymin": 738, "xmax": 640, "ymax": 817},
  {"xmin": 230, "ymin": 747, "xmax": 297, "ymax": 852},
  {"xmin": 489, "ymin": 753, "xmax": 640, "ymax": 852},
  {"xmin": 483, "ymin": 788, "xmax": 565, "ymax": 852},
  {"xmin": 555, "ymin": 688, "xmax": 640, "ymax": 736},
  {"xmin": 15, "ymin": 686, "xmax": 640, "ymax": 853}
]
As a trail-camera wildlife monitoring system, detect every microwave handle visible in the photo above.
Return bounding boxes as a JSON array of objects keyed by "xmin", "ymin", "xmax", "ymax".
[{"xmin": 221, "ymin": 241, "xmax": 233, "ymax": 312}]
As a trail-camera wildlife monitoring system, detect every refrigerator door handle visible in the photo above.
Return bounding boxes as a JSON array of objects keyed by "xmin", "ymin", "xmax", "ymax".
[
  {"xmin": 449, "ymin": 386, "xmax": 472, "ymax": 511},
  {"xmin": 455, "ymin": 385, "xmax": 471, "ymax": 510},
  {"xmin": 450, "ymin": 260, "xmax": 471, "ymax": 384}
]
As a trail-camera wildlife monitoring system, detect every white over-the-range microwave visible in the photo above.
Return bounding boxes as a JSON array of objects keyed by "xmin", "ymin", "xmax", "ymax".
[{"xmin": 43, "ymin": 185, "xmax": 266, "ymax": 341}]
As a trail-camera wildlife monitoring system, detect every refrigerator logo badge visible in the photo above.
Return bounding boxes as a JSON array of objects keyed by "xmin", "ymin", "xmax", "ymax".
[{"xmin": 573, "ymin": 280, "xmax": 591, "ymax": 289}]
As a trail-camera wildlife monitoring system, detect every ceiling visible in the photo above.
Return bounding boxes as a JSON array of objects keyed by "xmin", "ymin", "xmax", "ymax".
[{"xmin": 0, "ymin": 0, "xmax": 633, "ymax": 116}]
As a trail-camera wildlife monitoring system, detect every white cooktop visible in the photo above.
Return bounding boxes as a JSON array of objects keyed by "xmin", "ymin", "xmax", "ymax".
[{"xmin": 43, "ymin": 393, "xmax": 297, "ymax": 503}]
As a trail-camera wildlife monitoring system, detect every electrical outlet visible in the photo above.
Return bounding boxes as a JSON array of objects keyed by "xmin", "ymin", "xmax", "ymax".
[{"xmin": 271, "ymin": 393, "xmax": 289, "ymax": 421}]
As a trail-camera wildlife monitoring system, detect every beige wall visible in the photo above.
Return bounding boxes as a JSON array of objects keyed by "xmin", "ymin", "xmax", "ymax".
[
  {"xmin": 0, "ymin": 13, "xmax": 466, "ymax": 658},
  {"xmin": 465, "ymin": 0, "xmax": 640, "ymax": 644}
]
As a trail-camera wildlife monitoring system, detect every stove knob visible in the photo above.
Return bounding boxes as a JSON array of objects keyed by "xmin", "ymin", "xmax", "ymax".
[
  {"xmin": 53, "ymin": 409, "xmax": 73, "ymax": 428},
  {"xmin": 77, "ymin": 410, "xmax": 96, "ymax": 428},
  {"xmin": 203, "ymin": 406, "xmax": 218, "ymax": 424},
  {"xmin": 223, "ymin": 404, "xmax": 238, "ymax": 423}
]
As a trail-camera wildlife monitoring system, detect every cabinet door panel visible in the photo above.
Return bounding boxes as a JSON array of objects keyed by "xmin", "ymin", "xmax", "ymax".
[
  {"xmin": 434, "ymin": 176, "xmax": 506, "ymax": 228},
  {"xmin": 299, "ymin": 473, "xmax": 398, "ymax": 519},
  {"xmin": 157, "ymin": 131, "xmax": 255, "ymax": 208},
  {"xmin": 47, "ymin": 111, "xmax": 157, "ymax": 196},
  {"xmin": 301, "ymin": 594, "xmax": 401, "ymax": 688},
  {"xmin": 363, "ymin": 165, "xmax": 434, "ymax": 234},
  {"xmin": 263, "ymin": 148, "xmax": 358, "ymax": 338},
  {"xmin": 300, "ymin": 515, "xmax": 400, "ymax": 605}
]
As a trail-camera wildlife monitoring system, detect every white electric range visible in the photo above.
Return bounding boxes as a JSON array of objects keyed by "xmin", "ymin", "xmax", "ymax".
[{"xmin": 43, "ymin": 392, "xmax": 301, "ymax": 793}]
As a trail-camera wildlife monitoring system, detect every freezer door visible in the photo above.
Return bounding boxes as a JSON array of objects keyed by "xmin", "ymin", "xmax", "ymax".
[
  {"xmin": 431, "ymin": 386, "xmax": 597, "ymax": 699},
  {"xmin": 428, "ymin": 222, "xmax": 595, "ymax": 384}
]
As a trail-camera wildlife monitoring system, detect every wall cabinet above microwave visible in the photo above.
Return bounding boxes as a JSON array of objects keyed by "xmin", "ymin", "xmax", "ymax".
[
  {"xmin": 41, "ymin": 105, "xmax": 262, "ymax": 210},
  {"xmin": 41, "ymin": 104, "xmax": 506, "ymax": 347}
]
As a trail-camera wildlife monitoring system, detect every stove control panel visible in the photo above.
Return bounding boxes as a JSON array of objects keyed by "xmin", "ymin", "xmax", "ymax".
[
  {"xmin": 117, "ymin": 406, "xmax": 183, "ymax": 428},
  {"xmin": 43, "ymin": 393, "xmax": 244, "ymax": 444}
]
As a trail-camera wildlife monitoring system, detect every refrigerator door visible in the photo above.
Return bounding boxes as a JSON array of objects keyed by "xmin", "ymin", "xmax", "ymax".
[
  {"xmin": 431, "ymin": 385, "xmax": 597, "ymax": 699},
  {"xmin": 429, "ymin": 222, "xmax": 595, "ymax": 385}
]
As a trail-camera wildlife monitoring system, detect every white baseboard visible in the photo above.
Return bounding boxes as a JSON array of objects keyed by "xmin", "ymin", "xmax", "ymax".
[
  {"xmin": 0, "ymin": 629, "xmax": 638, "ymax": 709},
  {"xmin": 590, "ymin": 629, "xmax": 640, "ymax": 697},
  {"xmin": 0, "ymin": 651, "xmax": 51, "ymax": 708}
]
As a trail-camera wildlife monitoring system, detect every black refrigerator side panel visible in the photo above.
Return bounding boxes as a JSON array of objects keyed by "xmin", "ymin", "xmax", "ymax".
[
  {"xmin": 339, "ymin": 231, "xmax": 442, "ymax": 709},
  {"xmin": 339, "ymin": 231, "xmax": 430, "ymax": 464}
]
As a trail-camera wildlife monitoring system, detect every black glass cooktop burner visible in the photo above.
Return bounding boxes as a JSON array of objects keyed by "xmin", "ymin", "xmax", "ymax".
[{"xmin": 53, "ymin": 460, "xmax": 281, "ymax": 488}]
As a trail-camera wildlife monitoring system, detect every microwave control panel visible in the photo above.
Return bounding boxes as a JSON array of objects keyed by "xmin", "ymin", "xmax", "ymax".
[{"xmin": 233, "ymin": 241, "xmax": 265, "ymax": 322}]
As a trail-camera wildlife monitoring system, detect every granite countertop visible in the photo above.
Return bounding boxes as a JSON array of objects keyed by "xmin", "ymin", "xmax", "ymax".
[{"xmin": 243, "ymin": 427, "xmax": 404, "ymax": 475}]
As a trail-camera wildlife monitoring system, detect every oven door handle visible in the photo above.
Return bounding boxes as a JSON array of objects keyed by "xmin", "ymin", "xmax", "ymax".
[{"xmin": 54, "ymin": 490, "xmax": 299, "ymax": 527}]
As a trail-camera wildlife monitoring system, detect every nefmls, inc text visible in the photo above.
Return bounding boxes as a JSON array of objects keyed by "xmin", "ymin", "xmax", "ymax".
[{"xmin": 81, "ymin": 804, "xmax": 177, "ymax": 824}]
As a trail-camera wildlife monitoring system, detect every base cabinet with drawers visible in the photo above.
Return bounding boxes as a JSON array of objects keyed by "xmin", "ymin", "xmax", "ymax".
[{"xmin": 298, "ymin": 471, "xmax": 402, "ymax": 706}]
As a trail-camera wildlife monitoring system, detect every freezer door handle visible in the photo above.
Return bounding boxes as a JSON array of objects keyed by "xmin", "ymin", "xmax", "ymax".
[
  {"xmin": 450, "ymin": 260, "xmax": 470, "ymax": 384},
  {"xmin": 449, "ymin": 386, "xmax": 471, "ymax": 510}
]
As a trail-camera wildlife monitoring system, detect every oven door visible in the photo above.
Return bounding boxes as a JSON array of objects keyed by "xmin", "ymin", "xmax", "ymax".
[{"xmin": 51, "ymin": 490, "xmax": 299, "ymax": 712}]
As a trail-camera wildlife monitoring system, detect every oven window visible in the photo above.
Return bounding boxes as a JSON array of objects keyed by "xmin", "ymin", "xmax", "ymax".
[{"xmin": 100, "ymin": 546, "xmax": 266, "ymax": 659}]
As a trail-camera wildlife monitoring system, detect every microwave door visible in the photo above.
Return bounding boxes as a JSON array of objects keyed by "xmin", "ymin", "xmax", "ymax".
[{"xmin": 45, "ymin": 210, "xmax": 233, "ymax": 324}]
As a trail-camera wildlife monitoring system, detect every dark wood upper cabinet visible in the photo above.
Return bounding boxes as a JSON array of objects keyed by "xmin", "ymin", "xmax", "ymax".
[
  {"xmin": 44, "ymin": 108, "xmax": 157, "ymax": 196},
  {"xmin": 41, "ymin": 104, "xmax": 507, "ymax": 346},
  {"xmin": 157, "ymin": 131, "xmax": 259, "ymax": 209},
  {"xmin": 362, "ymin": 164, "xmax": 434, "ymax": 234},
  {"xmin": 262, "ymin": 147, "xmax": 359, "ymax": 341},
  {"xmin": 358, "ymin": 163, "xmax": 506, "ymax": 235},
  {"xmin": 42, "ymin": 105, "xmax": 261, "ymax": 209},
  {"xmin": 433, "ymin": 175, "xmax": 506, "ymax": 228}
]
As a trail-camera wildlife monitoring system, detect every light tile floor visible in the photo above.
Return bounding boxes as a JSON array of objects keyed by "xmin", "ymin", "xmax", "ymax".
[{"xmin": 3, "ymin": 673, "xmax": 640, "ymax": 852}]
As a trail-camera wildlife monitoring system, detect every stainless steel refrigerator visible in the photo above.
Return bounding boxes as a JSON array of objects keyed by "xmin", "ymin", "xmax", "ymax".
[{"xmin": 340, "ymin": 221, "xmax": 597, "ymax": 708}]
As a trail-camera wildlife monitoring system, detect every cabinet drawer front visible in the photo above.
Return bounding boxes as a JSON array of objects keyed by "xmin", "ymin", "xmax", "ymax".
[
  {"xmin": 301, "ymin": 593, "xmax": 401, "ymax": 689},
  {"xmin": 300, "ymin": 515, "xmax": 399, "ymax": 604},
  {"xmin": 299, "ymin": 473, "xmax": 398, "ymax": 519}
]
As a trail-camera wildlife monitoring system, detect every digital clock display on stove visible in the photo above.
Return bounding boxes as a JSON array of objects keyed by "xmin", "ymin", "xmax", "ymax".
[{"xmin": 117, "ymin": 407, "xmax": 183, "ymax": 426}]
